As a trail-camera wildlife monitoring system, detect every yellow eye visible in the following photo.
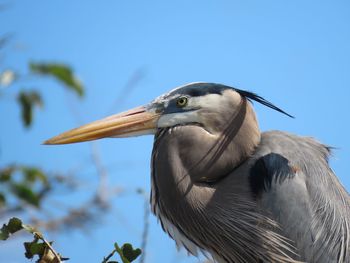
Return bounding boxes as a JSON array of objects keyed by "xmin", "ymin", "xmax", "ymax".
[{"xmin": 176, "ymin": 97, "xmax": 188, "ymax": 107}]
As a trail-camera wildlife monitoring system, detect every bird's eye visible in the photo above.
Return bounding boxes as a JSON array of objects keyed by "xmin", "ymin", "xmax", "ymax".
[{"xmin": 176, "ymin": 97, "xmax": 188, "ymax": 107}]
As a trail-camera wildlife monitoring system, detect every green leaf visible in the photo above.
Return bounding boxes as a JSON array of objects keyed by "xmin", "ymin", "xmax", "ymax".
[
  {"xmin": 10, "ymin": 182, "xmax": 40, "ymax": 207},
  {"xmin": 30, "ymin": 62, "xmax": 84, "ymax": 97},
  {"xmin": 113, "ymin": 243, "xmax": 141, "ymax": 263},
  {"xmin": 17, "ymin": 90, "xmax": 43, "ymax": 127},
  {"xmin": 121, "ymin": 243, "xmax": 141, "ymax": 262},
  {"xmin": 25, "ymin": 239, "xmax": 66, "ymax": 262},
  {"xmin": 6, "ymin": 217, "xmax": 23, "ymax": 233},
  {"xmin": 22, "ymin": 167, "xmax": 48, "ymax": 185},
  {"xmin": 0, "ymin": 217, "xmax": 24, "ymax": 240},
  {"xmin": 0, "ymin": 225, "xmax": 9, "ymax": 240},
  {"xmin": 24, "ymin": 241, "xmax": 46, "ymax": 259}
]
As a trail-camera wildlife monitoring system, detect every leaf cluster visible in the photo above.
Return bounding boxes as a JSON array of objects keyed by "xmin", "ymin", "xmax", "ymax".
[
  {"xmin": 17, "ymin": 91, "xmax": 43, "ymax": 127},
  {"xmin": 1, "ymin": 217, "xmax": 142, "ymax": 263},
  {"xmin": 30, "ymin": 63, "xmax": 84, "ymax": 97},
  {"xmin": 1, "ymin": 36, "xmax": 143, "ymax": 262},
  {"xmin": 102, "ymin": 242, "xmax": 141, "ymax": 263},
  {"xmin": 1, "ymin": 217, "xmax": 68, "ymax": 262},
  {"xmin": 0, "ymin": 62, "xmax": 84, "ymax": 128},
  {"xmin": 0, "ymin": 165, "xmax": 50, "ymax": 208}
]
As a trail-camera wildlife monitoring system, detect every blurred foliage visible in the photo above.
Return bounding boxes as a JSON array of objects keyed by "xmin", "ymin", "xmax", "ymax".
[
  {"xmin": 0, "ymin": 163, "xmax": 105, "ymax": 235},
  {"xmin": 1, "ymin": 60, "xmax": 84, "ymax": 128},
  {"xmin": 1, "ymin": 34, "xmax": 143, "ymax": 263},
  {"xmin": 17, "ymin": 90, "xmax": 43, "ymax": 127},
  {"xmin": 30, "ymin": 62, "xmax": 84, "ymax": 97},
  {"xmin": 0, "ymin": 165, "xmax": 50, "ymax": 209}
]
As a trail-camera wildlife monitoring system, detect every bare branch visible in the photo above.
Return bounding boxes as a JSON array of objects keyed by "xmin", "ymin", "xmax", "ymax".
[
  {"xmin": 101, "ymin": 247, "xmax": 117, "ymax": 263},
  {"xmin": 91, "ymin": 142, "xmax": 109, "ymax": 208},
  {"xmin": 0, "ymin": 33, "xmax": 13, "ymax": 49},
  {"xmin": 107, "ymin": 67, "xmax": 146, "ymax": 114},
  {"xmin": 137, "ymin": 189, "xmax": 150, "ymax": 263}
]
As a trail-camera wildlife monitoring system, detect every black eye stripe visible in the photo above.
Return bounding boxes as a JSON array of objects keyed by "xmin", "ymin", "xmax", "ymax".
[
  {"xmin": 169, "ymin": 83, "xmax": 226, "ymax": 97},
  {"xmin": 166, "ymin": 83, "xmax": 293, "ymax": 118}
]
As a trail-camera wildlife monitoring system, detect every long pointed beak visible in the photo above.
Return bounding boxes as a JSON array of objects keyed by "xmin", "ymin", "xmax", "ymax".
[{"xmin": 44, "ymin": 106, "xmax": 160, "ymax": 145}]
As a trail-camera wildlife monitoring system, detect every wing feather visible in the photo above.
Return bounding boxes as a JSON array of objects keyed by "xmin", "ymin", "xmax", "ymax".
[{"xmin": 253, "ymin": 131, "xmax": 350, "ymax": 263}]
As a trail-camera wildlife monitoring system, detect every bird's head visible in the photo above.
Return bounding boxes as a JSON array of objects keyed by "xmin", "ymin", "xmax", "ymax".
[{"xmin": 44, "ymin": 82, "xmax": 292, "ymax": 145}]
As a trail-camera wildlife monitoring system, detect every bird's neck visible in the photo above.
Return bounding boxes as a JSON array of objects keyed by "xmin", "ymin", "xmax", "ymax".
[
  {"xmin": 152, "ymin": 98, "xmax": 260, "ymax": 204},
  {"xmin": 150, "ymin": 99, "xmax": 264, "ymax": 261},
  {"xmin": 180, "ymin": 98, "xmax": 261, "ymax": 184}
]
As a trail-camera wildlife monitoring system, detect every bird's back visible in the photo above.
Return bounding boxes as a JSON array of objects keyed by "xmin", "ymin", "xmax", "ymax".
[{"xmin": 250, "ymin": 131, "xmax": 350, "ymax": 262}]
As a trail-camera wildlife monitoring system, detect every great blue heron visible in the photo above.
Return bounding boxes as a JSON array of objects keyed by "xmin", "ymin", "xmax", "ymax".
[{"xmin": 45, "ymin": 83, "xmax": 350, "ymax": 263}]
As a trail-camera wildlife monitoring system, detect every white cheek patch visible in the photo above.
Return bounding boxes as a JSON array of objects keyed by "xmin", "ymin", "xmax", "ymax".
[
  {"xmin": 157, "ymin": 111, "xmax": 199, "ymax": 128},
  {"xmin": 188, "ymin": 93, "xmax": 222, "ymax": 109}
]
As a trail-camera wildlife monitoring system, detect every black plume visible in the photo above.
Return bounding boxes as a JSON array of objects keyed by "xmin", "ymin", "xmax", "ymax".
[{"xmin": 234, "ymin": 88, "xmax": 294, "ymax": 118}]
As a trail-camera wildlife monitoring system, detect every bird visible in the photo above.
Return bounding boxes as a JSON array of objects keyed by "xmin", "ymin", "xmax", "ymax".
[{"xmin": 45, "ymin": 82, "xmax": 350, "ymax": 263}]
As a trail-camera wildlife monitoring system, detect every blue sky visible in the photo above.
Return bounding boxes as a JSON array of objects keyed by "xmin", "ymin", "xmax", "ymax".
[{"xmin": 1, "ymin": 1, "xmax": 350, "ymax": 262}]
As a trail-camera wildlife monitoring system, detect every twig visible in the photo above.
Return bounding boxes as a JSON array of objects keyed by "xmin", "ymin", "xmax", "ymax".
[
  {"xmin": 91, "ymin": 142, "xmax": 109, "ymax": 207},
  {"xmin": 138, "ymin": 189, "xmax": 150, "ymax": 263},
  {"xmin": 64, "ymin": 89, "xmax": 84, "ymax": 125},
  {"xmin": 101, "ymin": 247, "xmax": 117, "ymax": 263},
  {"xmin": 106, "ymin": 67, "xmax": 146, "ymax": 114},
  {"xmin": 0, "ymin": 33, "xmax": 13, "ymax": 49}
]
